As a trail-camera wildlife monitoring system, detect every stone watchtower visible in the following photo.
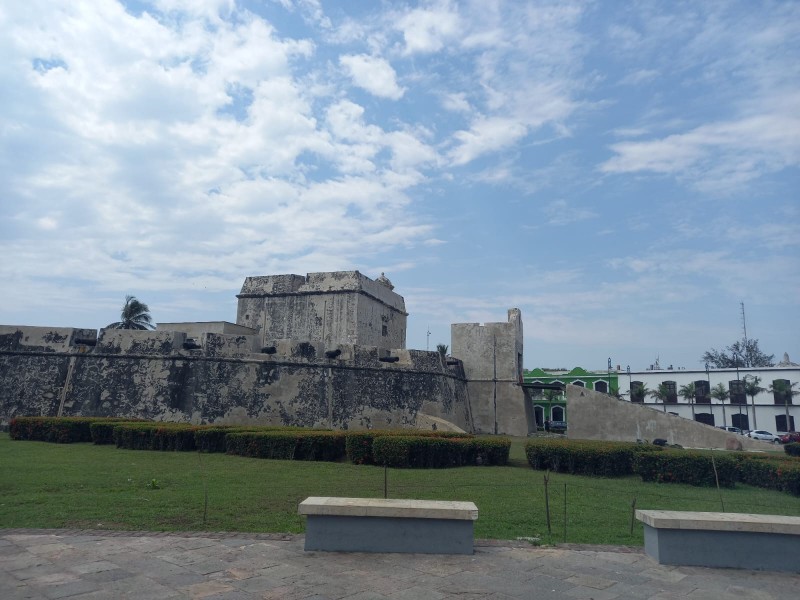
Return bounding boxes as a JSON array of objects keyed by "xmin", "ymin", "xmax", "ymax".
[{"xmin": 236, "ymin": 271, "xmax": 407, "ymax": 350}]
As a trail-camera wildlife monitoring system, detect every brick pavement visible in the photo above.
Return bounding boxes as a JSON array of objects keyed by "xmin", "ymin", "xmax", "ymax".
[{"xmin": 1, "ymin": 529, "xmax": 797, "ymax": 599}]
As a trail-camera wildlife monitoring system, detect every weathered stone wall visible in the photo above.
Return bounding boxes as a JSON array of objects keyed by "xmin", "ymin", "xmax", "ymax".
[
  {"xmin": 0, "ymin": 326, "xmax": 471, "ymax": 432},
  {"xmin": 566, "ymin": 385, "xmax": 777, "ymax": 450},
  {"xmin": 235, "ymin": 271, "xmax": 407, "ymax": 350},
  {"xmin": 450, "ymin": 309, "xmax": 530, "ymax": 436}
]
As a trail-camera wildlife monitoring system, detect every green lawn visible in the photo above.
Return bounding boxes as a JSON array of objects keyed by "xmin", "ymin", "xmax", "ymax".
[{"xmin": 1, "ymin": 434, "xmax": 798, "ymax": 546}]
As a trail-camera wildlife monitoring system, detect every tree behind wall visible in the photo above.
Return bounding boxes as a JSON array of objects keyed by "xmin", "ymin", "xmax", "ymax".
[
  {"xmin": 702, "ymin": 338, "xmax": 775, "ymax": 368},
  {"xmin": 107, "ymin": 295, "xmax": 155, "ymax": 330}
]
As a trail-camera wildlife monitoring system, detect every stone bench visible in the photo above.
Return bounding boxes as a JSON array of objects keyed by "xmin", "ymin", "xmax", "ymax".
[
  {"xmin": 636, "ymin": 510, "xmax": 800, "ymax": 572},
  {"xmin": 299, "ymin": 497, "xmax": 478, "ymax": 555}
]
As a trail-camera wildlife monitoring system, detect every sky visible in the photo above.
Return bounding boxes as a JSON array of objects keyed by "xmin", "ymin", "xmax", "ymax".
[{"xmin": 1, "ymin": 0, "xmax": 798, "ymax": 371}]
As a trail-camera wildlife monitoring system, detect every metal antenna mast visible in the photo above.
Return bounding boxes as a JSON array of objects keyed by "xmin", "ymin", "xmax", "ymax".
[{"xmin": 740, "ymin": 301, "xmax": 748, "ymax": 346}]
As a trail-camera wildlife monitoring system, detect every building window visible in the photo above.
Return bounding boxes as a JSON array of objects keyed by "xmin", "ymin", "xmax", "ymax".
[
  {"xmin": 534, "ymin": 406, "xmax": 544, "ymax": 427},
  {"xmin": 694, "ymin": 380, "xmax": 710, "ymax": 404},
  {"xmin": 663, "ymin": 381, "xmax": 677, "ymax": 403},
  {"xmin": 729, "ymin": 380, "xmax": 746, "ymax": 404},
  {"xmin": 594, "ymin": 380, "xmax": 608, "ymax": 393},
  {"xmin": 572, "ymin": 380, "xmax": 585, "ymax": 387},
  {"xmin": 776, "ymin": 415, "xmax": 795, "ymax": 433},
  {"xmin": 551, "ymin": 406, "xmax": 564, "ymax": 421},
  {"xmin": 695, "ymin": 412, "xmax": 715, "ymax": 426},
  {"xmin": 631, "ymin": 381, "xmax": 645, "ymax": 403},
  {"xmin": 731, "ymin": 413, "xmax": 749, "ymax": 431},
  {"xmin": 772, "ymin": 379, "xmax": 792, "ymax": 405},
  {"xmin": 382, "ymin": 325, "xmax": 388, "ymax": 337}
]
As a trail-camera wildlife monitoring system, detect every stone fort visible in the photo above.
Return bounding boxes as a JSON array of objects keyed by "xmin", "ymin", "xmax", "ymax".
[{"xmin": 0, "ymin": 271, "xmax": 535, "ymax": 435}]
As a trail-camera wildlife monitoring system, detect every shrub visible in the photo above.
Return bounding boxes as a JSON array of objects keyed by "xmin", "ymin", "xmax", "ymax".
[
  {"xmin": 194, "ymin": 427, "xmax": 234, "ymax": 453},
  {"xmin": 634, "ymin": 450, "xmax": 738, "ymax": 487},
  {"xmin": 113, "ymin": 422, "xmax": 199, "ymax": 451},
  {"xmin": 225, "ymin": 430, "xmax": 346, "ymax": 461},
  {"xmin": 345, "ymin": 432, "xmax": 376, "ymax": 464},
  {"xmin": 785, "ymin": 443, "xmax": 800, "ymax": 457},
  {"xmin": 370, "ymin": 435, "xmax": 505, "ymax": 468},
  {"xmin": 466, "ymin": 438, "xmax": 511, "ymax": 466},
  {"xmin": 10, "ymin": 417, "xmax": 133, "ymax": 444},
  {"xmin": 525, "ymin": 439, "xmax": 660, "ymax": 477}
]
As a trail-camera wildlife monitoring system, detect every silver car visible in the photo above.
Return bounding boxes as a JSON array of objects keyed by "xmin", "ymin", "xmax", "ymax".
[{"xmin": 747, "ymin": 430, "xmax": 780, "ymax": 443}]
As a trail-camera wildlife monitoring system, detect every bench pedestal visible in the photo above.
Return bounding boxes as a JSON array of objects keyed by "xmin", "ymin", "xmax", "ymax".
[
  {"xmin": 637, "ymin": 510, "xmax": 800, "ymax": 573},
  {"xmin": 299, "ymin": 497, "xmax": 478, "ymax": 555}
]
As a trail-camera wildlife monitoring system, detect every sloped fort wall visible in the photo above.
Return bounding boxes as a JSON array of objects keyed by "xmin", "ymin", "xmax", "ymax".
[{"xmin": 0, "ymin": 325, "xmax": 471, "ymax": 431}]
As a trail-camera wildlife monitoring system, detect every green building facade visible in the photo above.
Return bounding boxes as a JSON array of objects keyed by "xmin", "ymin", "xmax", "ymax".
[{"xmin": 522, "ymin": 367, "xmax": 620, "ymax": 428}]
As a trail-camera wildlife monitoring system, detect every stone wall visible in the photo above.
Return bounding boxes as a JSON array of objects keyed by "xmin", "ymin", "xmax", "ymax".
[
  {"xmin": 0, "ymin": 326, "xmax": 471, "ymax": 432},
  {"xmin": 566, "ymin": 385, "xmax": 777, "ymax": 450},
  {"xmin": 235, "ymin": 271, "xmax": 407, "ymax": 350},
  {"xmin": 451, "ymin": 309, "xmax": 532, "ymax": 436}
]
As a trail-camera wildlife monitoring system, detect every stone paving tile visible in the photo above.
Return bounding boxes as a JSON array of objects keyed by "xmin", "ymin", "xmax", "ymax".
[{"xmin": 3, "ymin": 530, "xmax": 800, "ymax": 600}]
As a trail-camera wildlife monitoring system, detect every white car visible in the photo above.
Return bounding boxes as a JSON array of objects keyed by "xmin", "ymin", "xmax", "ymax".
[{"xmin": 747, "ymin": 430, "xmax": 780, "ymax": 443}]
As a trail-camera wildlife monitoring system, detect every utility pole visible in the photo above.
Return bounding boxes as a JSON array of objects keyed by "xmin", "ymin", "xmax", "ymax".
[{"xmin": 426, "ymin": 326, "xmax": 430, "ymax": 351}]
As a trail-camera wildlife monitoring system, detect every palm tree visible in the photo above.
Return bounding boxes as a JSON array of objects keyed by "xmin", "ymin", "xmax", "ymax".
[
  {"xmin": 610, "ymin": 386, "xmax": 626, "ymax": 401},
  {"xmin": 107, "ymin": 295, "xmax": 155, "ymax": 330},
  {"xmin": 631, "ymin": 382, "xmax": 649, "ymax": 404},
  {"xmin": 742, "ymin": 375, "xmax": 765, "ymax": 430},
  {"xmin": 436, "ymin": 344, "xmax": 448, "ymax": 362},
  {"xmin": 679, "ymin": 382, "xmax": 696, "ymax": 421},
  {"xmin": 648, "ymin": 383, "xmax": 670, "ymax": 413},
  {"xmin": 768, "ymin": 380, "xmax": 799, "ymax": 432},
  {"xmin": 710, "ymin": 383, "xmax": 730, "ymax": 428}
]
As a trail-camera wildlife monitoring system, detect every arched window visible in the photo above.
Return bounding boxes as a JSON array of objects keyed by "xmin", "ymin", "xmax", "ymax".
[
  {"xmin": 534, "ymin": 406, "xmax": 544, "ymax": 427},
  {"xmin": 694, "ymin": 380, "xmax": 710, "ymax": 403},
  {"xmin": 695, "ymin": 412, "xmax": 714, "ymax": 426},
  {"xmin": 594, "ymin": 380, "xmax": 608, "ymax": 393},
  {"xmin": 572, "ymin": 380, "xmax": 585, "ymax": 387},
  {"xmin": 551, "ymin": 406, "xmax": 564, "ymax": 421}
]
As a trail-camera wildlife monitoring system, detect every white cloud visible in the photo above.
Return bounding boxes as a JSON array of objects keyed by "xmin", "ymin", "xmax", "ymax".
[
  {"xmin": 339, "ymin": 54, "xmax": 405, "ymax": 100},
  {"xmin": 544, "ymin": 200, "xmax": 597, "ymax": 226},
  {"xmin": 449, "ymin": 117, "xmax": 528, "ymax": 166},
  {"xmin": 396, "ymin": 1, "xmax": 461, "ymax": 55}
]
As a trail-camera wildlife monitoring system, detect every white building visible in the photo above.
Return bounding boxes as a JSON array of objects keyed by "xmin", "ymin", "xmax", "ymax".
[{"xmin": 616, "ymin": 362, "xmax": 799, "ymax": 434}]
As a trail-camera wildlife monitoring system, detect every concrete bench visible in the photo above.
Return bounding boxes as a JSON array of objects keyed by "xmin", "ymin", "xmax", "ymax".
[
  {"xmin": 636, "ymin": 510, "xmax": 800, "ymax": 572},
  {"xmin": 299, "ymin": 497, "xmax": 478, "ymax": 555}
]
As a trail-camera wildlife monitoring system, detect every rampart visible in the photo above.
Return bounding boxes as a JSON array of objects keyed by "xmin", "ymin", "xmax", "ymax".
[{"xmin": 0, "ymin": 325, "xmax": 471, "ymax": 431}]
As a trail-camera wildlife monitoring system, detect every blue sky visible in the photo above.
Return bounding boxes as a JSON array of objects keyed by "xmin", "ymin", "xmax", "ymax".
[{"xmin": 1, "ymin": 0, "xmax": 798, "ymax": 371}]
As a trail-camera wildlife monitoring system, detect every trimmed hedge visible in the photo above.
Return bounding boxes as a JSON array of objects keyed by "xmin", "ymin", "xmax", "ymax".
[
  {"xmin": 344, "ymin": 429, "xmax": 475, "ymax": 465},
  {"xmin": 113, "ymin": 423, "xmax": 200, "ymax": 451},
  {"xmin": 634, "ymin": 450, "xmax": 738, "ymax": 488},
  {"xmin": 225, "ymin": 430, "xmax": 346, "ymax": 461},
  {"xmin": 10, "ymin": 417, "xmax": 134, "ymax": 444},
  {"xmin": 525, "ymin": 439, "xmax": 662, "ymax": 477},
  {"xmin": 371, "ymin": 435, "xmax": 510, "ymax": 468},
  {"xmin": 785, "ymin": 443, "xmax": 800, "ymax": 457}
]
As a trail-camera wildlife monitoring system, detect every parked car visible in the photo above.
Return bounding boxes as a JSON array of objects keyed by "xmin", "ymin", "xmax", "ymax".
[
  {"xmin": 548, "ymin": 420, "xmax": 568, "ymax": 433},
  {"xmin": 717, "ymin": 426, "xmax": 743, "ymax": 434},
  {"xmin": 747, "ymin": 430, "xmax": 780, "ymax": 443},
  {"xmin": 779, "ymin": 432, "xmax": 800, "ymax": 444}
]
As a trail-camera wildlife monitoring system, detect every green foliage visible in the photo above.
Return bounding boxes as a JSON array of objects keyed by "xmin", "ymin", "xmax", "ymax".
[
  {"xmin": 10, "ymin": 417, "xmax": 133, "ymax": 444},
  {"xmin": 107, "ymin": 294, "xmax": 155, "ymax": 330},
  {"xmin": 371, "ymin": 435, "xmax": 510, "ymax": 468},
  {"xmin": 225, "ymin": 431, "xmax": 346, "ymax": 462},
  {"xmin": 113, "ymin": 423, "xmax": 199, "ymax": 451},
  {"xmin": 702, "ymin": 338, "xmax": 774, "ymax": 368},
  {"xmin": 194, "ymin": 426, "xmax": 235, "ymax": 453},
  {"xmin": 635, "ymin": 450, "xmax": 738, "ymax": 487},
  {"xmin": 345, "ymin": 432, "xmax": 376, "ymax": 464},
  {"xmin": 785, "ymin": 443, "xmax": 800, "ymax": 457},
  {"xmin": 525, "ymin": 439, "xmax": 661, "ymax": 477}
]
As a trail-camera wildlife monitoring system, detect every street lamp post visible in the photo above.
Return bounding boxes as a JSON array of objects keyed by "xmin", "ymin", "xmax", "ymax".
[
  {"xmin": 705, "ymin": 362, "xmax": 711, "ymax": 425},
  {"xmin": 607, "ymin": 357, "xmax": 612, "ymax": 396},
  {"xmin": 626, "ymin": 365, "xmax": 631, "ymax": 401},
  {"xmin": 734, "ymin": 351, "xmax": 744, "ymax": 430}
]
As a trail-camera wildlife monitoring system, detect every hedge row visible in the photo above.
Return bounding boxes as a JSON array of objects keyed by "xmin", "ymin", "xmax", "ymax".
[
  {"xmin": 372, "ymin": 436, "xmax": 510, "ymax": 468},
  {"xmin": 524, "ymin": 439, "xmax": 662, "ymax": 477},
  {"xmin": 785, "ymin": 443, "xmax": 800, "ymax": 457},
  {"xmin": 345, "ymin": 429, "xmax": 474, "ymax": 465},
  {"xmin": 225, "ymin": 431, "xmax": 346, "ymax": 461},
  {"xmin": 524, "ymin": 439, "xmax": 800, "ymax": 496},
  {"xmin": 9, "ymin": 417, "xmax": 136, "ymax": 444}
]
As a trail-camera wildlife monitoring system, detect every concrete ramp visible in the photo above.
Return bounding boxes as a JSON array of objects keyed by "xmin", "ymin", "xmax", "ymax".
[{"xmin": 566, "ymin": 385, "xmax": 776, "ymax": 451}]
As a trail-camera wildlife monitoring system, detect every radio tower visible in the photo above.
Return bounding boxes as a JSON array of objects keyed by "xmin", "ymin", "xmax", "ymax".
[{"xmin": 740, "ymin": 302, "xmax": 748, "ymax": 346}]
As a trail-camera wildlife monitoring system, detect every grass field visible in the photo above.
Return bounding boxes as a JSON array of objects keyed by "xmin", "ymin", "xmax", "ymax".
[{"xmin": 1, "ymin": 434, "xmax": 798, "ymax": 546}]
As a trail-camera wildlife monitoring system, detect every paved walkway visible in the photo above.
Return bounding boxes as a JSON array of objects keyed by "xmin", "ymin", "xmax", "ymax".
[{"xmin": 1, "ymin": 529, "xmax": 797, "ymax": 599}]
